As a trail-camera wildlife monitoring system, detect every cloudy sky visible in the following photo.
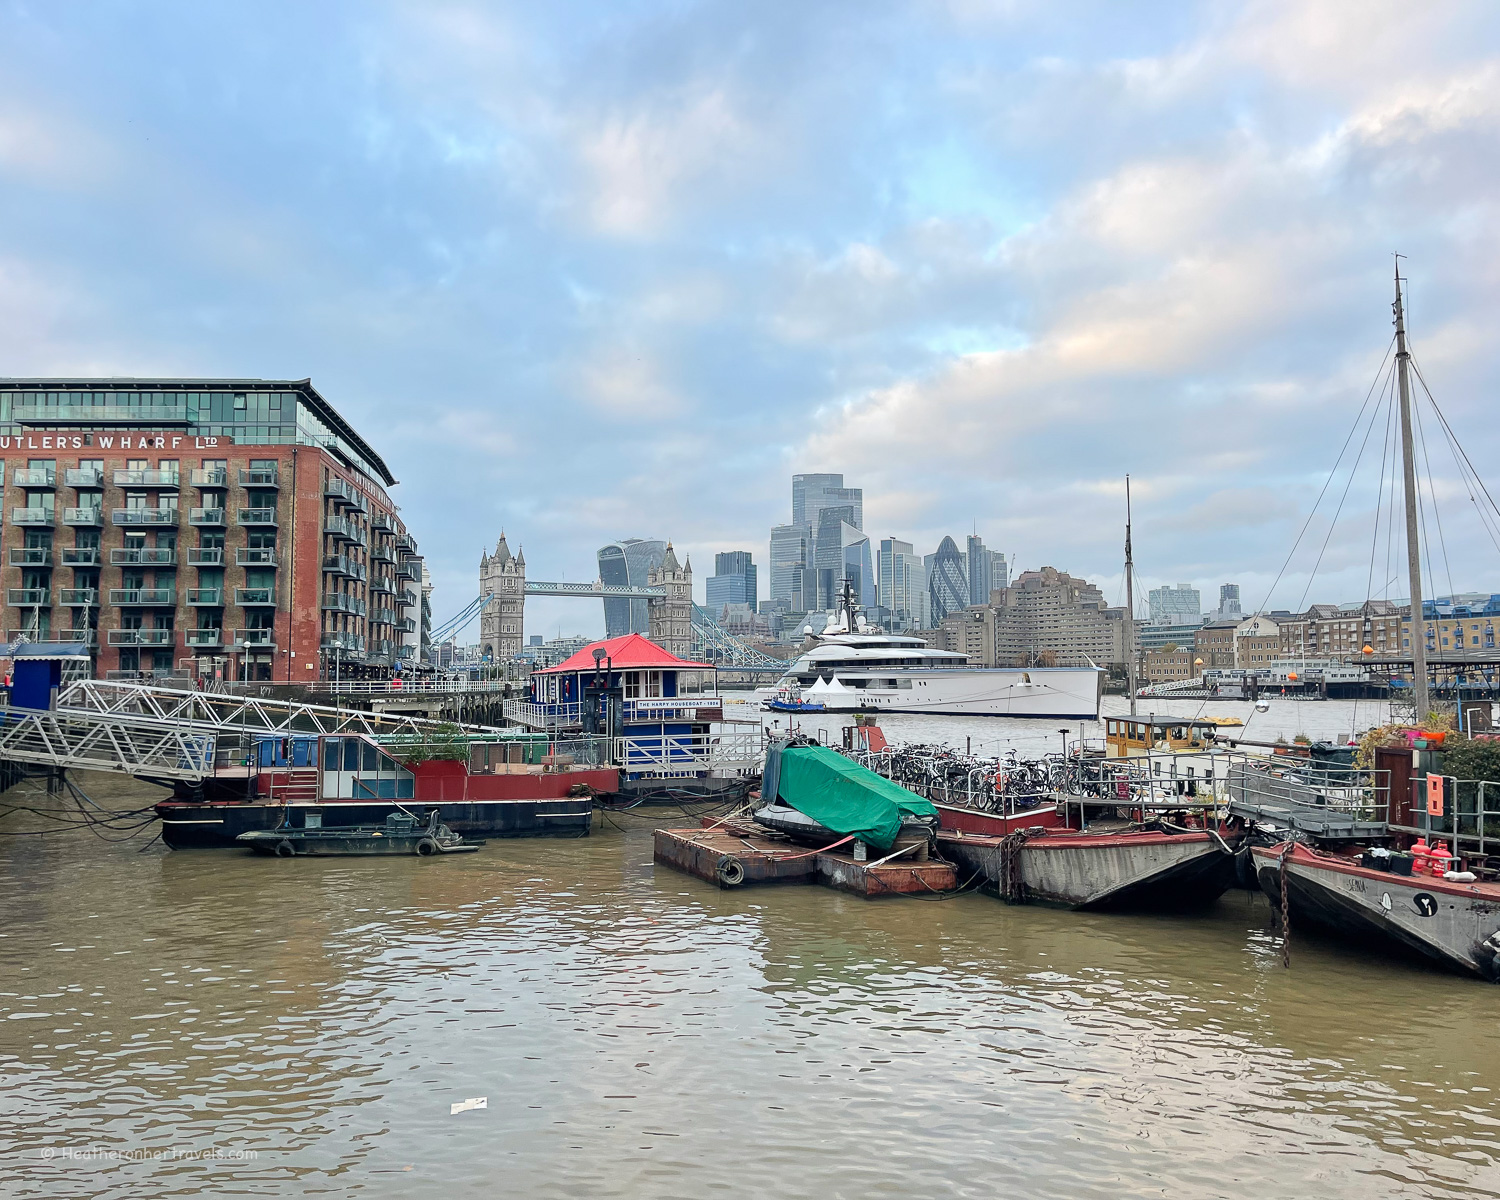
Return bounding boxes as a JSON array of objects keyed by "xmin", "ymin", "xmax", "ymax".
[{"xmin": 3, "ymin": 0, "xmax": 1499, "ymax": 638}]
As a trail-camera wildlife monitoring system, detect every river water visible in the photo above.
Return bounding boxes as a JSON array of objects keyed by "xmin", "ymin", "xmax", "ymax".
[{"xmin": 3, "ymin": 700, "xmax": 1499, "ymax": 1199}]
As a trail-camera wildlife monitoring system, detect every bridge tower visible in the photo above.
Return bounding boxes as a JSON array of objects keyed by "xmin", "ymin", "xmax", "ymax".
[
  {"xmin": 479, "ymin": 533, "xmax": 525, "ymax": 663},
  {"xmin": 647, "ymin": 543, "xmax": 693, "ymax": 657}
]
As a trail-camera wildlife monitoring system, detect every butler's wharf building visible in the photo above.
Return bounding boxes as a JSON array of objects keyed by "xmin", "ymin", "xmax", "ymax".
[{"xmin": 0, "ymin": 379, "xmax": 421, "ymax": 682}]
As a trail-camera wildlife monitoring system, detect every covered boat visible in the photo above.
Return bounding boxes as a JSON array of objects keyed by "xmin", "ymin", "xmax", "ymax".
[{"xmin": 756, "ymin": 739, "xmax": 937, "ymax": 853}]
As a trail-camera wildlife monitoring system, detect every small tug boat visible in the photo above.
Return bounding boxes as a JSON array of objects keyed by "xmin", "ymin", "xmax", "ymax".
[{"xmin": 237, "ymin": 810, "xmax": 478, "ymax": 857}]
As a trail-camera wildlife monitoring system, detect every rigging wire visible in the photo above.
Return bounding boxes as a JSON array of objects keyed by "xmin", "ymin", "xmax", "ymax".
[{"xmin": 1252, "ymin": 336, "xmax": 1396, "ymax": 615}]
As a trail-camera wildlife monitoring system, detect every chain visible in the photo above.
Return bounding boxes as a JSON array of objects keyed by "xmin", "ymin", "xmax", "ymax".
[{"xmin": 1277, "ymin": 839, "xmax": 1296, "ymax": 969}]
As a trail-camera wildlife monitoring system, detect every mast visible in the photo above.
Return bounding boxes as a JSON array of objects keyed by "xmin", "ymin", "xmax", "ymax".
[
  {"xmin": 1125, "ymin": 475, "xmax": 1137, "ymax": 716},
  {"xmin": 1394, "ymin": 261, "xmax": 1431, "ymax": 719}
]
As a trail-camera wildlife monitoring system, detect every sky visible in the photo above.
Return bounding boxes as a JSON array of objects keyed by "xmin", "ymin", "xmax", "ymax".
[{"xmin": 2, "ymin": 0, "xmax": 1500, "ymax": 640}]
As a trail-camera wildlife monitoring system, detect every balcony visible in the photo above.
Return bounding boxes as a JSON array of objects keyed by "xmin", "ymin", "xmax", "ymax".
[
  {"xmin": 107, "ymin": 628, "xmax": 175, "ymax": 647},
  {"xmin": 13, "ymin": 468, "xmax": 56, "ymax": 489},
  {"xmin": 323, "ymin": 515, "xmax": 362, "ymax": 543},
  {"xmin": 9, "ymin": 547, "xmax": 52, "ymax": 567},
  {"xmin": 61, "ymin": 547, "xmax": 100, "ymax": 567},
  {"xmin": 184, "ymin": 629, "xmax": 224, "ymax": 649},
  {"xmin": 372, "ymin": 607, "xmax": 397, "ymax": 626},
  {"xmin": 187, "ymin": 588, "xmax": 223, "ymax": 606},
  {"xmin": 371, "ymin": 512, "xmax": 394, "ymax": 533},
  {"xmin": 237, "ymin": 547, "xmax": 278, "ymax": 566},
  {"xmin": 189, "ymin": 507, "xmax": 226, "ymax": 526},
  {"xmin": 54, "ymin": 627, "xmax": 97, "ymax": 647},
  {"xmin": 7, "ymin": 588, "xmax": 51, "ymax": 606},
  {"xmin": 231, "ymin": 628, "xmax": 276, "ymax": 649},
  {"xmin": 12, "ymin": 508, "xmax": 54, "ymax": 527},
  {"xmin": 371, "ymin": 543, "xmax": 395, "ymax": 563},
  {"xmin": 322, "ymin": 593, "xmax": 366, "ymax": 616},
  {"xmin": 238, "ymin": 507, "xmax": 277, "ymax": 526},
  {"xmin": 321, "ymin": 632, "xmax": 365, "ymax": 654},
  {"xmin": 239, "ymin": 466, "xmax": 279, "ymax": 488},
  {"xmin": 112, "ymin": 469, "xmax": 180, "ymax": 489},
  {"xmin": 323, "ymin": 476, "xmax": 365, "ymax": 510},
  {"xmin": 60, "ymin": 588, "xmax": 98, "ymax": 607},
  {"xmin": 397, "ymin": 589, "xmax": 419, "ymax": 608},
  {"xmin": 110, "ymin": 547, "xmax": 177, "ymax": 566},
  {"xmin": 187, "ymin": 547, "xmax": 225, "ymax": 566},
  {"xmin": 64, "ymin": 468, "xmax": 104, "ymax": 488},
  {"xmin": 399, "ymin": 617, "xmax": 416, "ymax": 634},
  {"xmin": 63, "ymin": 507, "xmax": 102, "ymax": 527},
  {"xmin": 108, "ymin": 588, "xmax": 176, "ymax": 606},
  {"xmin": 369, "ymin": 576, "xmax": 394, "ymax": 595},
  {"xmin": 395, "ymin": 533, "xmax": 415, "ymax": 553},
  {"xmin": 111, "ymin": 507, "xmax": 178, "ymax": 527},
  {"xmin": 395, "ymin": 560, "xmax": 418, "ymax": 580},
  {"xmin": 189, "ymin": 467, "xmax": 228, "ymax": 488},
  {"xmin": 235, "ymin": 587, "xmax": 275, "ymax": 606},
  {"xmin": 321, "ymin": 553, "xmax": 365, "ymax": 579}
]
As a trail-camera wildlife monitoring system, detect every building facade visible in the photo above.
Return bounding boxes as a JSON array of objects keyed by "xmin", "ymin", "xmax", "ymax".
[
  {"xmin": 768, "ymin": 523, "xmax": 809, "ymax": 608},
  {"xmin": 927, "ymin": 536, "xmax": 968, "ymax": 625},
  {"xmin": 706, "ymin": 550, "xmax": 758, "ymax": 611},
  {"xmin": 966, "ymin": 534, "xmax": 992, "ymax": 607},
  {"xmin": 1234, "ymin": 615, "xmax": 1281, "ymax": 668},
  {"xmin": 0, "ymin": 378, "xmax": 420, "ymax": 681},
  {"xmin": 1148, "ymin": 582, "xmax": 1201, "ymax": 624},
  {"xmin": 598, "ymin": 538, "xmax": 666, "ymax": 637},
  {"xmin": 877, "ymin": 537, "xmax": 922, "ymax": 631},
  {"xmin": 479, "ymin": 533, "xmax": 526, "ymax": 663},
  {"xmin": 991, "ymin": 566, "xmax": 1118, "ymax": 667},
  {"xmin": 1143, "ymin": 648, "xmax": 1194, "ymax": 684}
]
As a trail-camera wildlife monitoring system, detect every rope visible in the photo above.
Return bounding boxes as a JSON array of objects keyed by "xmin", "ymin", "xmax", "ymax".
[{"xmin": 998, "ymin": 829, "xmax": 1034, "ymax": 904}]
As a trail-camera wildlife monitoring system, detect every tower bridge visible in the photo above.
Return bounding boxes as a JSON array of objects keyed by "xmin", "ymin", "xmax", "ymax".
[{"xmin": 476, "ymin": 533, "xmax": 787, "ymax": 673}]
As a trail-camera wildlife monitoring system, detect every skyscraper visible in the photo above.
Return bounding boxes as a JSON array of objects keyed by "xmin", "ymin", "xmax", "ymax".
[
  {"xmin": 813, "ymin": 504, "xmax": 859, "ymax": 608},
  {"xmin": 706, "ymin": 551, "xmax": 758, "ymax": 611},
  {"xmin": 990, "ymin": 550, "xmax": 1009, "ymax": 592},
  {"xmin": 786, "ymin": 473, "xmax": 863, "ymax": 609},
  {"xmin": 768, "ymin": 523, "xmax": 809, "ymax": 606},
  {"xmin": 928, "ymin": 536, "xmax": 968, "ymax": 624},
  {"xmin": 597, "ymin": 538, "xmax": 666, "ymax": 636},
  {"xmin": 1148, "ymin": 582, "xmax": 1201, "ymax": 624},
  {"xmin": 1216, "ymin": 583, "xmax": 1242, "ymax": 618},
  {"xmin": 878, "ymin": 537, "xmax": 922, "ymax": 630},
  {"xmin": 966, "ymin": 534, "xmax": 992, "ymax": 606}
]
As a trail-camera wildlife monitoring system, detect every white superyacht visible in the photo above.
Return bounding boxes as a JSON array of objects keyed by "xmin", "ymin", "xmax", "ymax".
[{"xmin": 762, "ymin": 585, "xmax": 1102, "ymax": 719}]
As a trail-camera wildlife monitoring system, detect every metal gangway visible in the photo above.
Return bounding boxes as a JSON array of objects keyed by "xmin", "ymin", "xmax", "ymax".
[{"xmin": 0, "ymin": 679, "xmax": 505, "ymax": 785}]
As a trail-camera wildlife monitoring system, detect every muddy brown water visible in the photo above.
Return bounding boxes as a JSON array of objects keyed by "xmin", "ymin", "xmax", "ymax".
[{"xmin": 2, "ymin": 766, "xmax": 1499, "ymax": 1199}]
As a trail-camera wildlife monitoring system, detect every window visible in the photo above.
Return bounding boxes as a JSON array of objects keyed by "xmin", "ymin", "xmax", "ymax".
[
  {"xmin": 623, "ymin": 672, "xmax": 641, "ymax": 699},
  {"xmin": 646, "ymin": 671, "xmax": 662, "ymax": 698}
]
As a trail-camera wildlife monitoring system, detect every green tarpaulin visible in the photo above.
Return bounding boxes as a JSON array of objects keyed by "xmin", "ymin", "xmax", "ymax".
[{"xmin": 773, "ymin": 744, "xmax": 936, "ymax": 852}]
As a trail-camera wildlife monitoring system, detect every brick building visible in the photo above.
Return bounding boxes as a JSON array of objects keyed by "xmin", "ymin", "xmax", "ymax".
[
  {"xmin": 1143, "ymin": 648, "xmax": 1194, "ymax": 684},
  {"xmin": 0, "ymin": 378, "xmax": 421, "ymax": 682}
]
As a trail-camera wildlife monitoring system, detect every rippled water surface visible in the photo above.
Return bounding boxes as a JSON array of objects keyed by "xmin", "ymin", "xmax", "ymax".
[{"xmin": 3, "ymin": 762, "xmax": 1500, "ymax": 1199}]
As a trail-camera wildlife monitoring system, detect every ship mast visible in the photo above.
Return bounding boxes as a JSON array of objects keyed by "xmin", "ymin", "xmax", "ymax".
[
  {"xmin": 1394, "ymin": 261, "xmax": 1430, "ymax": 720},
  {"xmin": 1125, "ymin": 475, "xmax": 1137, "ymax": 717}
]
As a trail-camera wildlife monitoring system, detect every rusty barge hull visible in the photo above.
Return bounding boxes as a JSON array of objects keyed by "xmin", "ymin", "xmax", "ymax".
[
  {"xmin": 937, "ymin": 827, "xmax": 1237, "ymax": 910},
  {"xmin": 1252, "ymin": 843, "xmax": 1500, "ymax": 981},
  {"xmin": 653, "ymin": 824, "xmax": 956, "ymax": 897}
]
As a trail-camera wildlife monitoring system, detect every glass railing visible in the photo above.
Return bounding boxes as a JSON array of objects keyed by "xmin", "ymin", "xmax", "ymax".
[
  {"xmin": 7, "ymin": 588, "xmax": 51, "ymax": 606},
  {"xmin": 235, "ymin": 588, "xmax": 275, "ymax": 606},
  {"xmin": 9, "ymin": 547, "xmax": 52, "ymax": 566},
  {"xmin": 238, "ymin": 508, "xmax": 277, "ymax": 525},
  {"xmin": 110, "ymin": 547, "xmax": 177, "ymax": 566},
  {"xmin": 11, "ymin": 508, "xmax": 54, "ymax": 526},
  {"xmin": 112, "ymin": 469, "xmax": 180, "ymax": 488},
  {"xmin": 184, "ymin": 629, "xmax": 223, "ymax": 647},
  {"xmin": 62, "ymin": 508, "xmax": 101, "ymax": 526},
  {"xmin": 189, "ymin": 508, "xmax": 226, "ymax": 525},
  {"xmin": 239, "ymin": 467, "xmax": 279, "ymax": 487},
  {"xmin": 60, "ymin": 547, "xmax": 100, "ymax": 566},
  {"xmin": 60, "ymin": 588, "xmax": 98, "ymax": 606},
  {"xmin": 13, "ymin": 468, "xmax": 56, "ymax": 487},
  {"xmin": 187, "ymin": 588, "xmax": 223, "ymax": 605},
  {"xmin": 111, "ymin": 508, "xmax": 178, "ymax": 526},
  {"xmin": 107, "ymin": 628, "xmax": 175, "ymax": 646},
  {"xmin": 64, "ymin": 468, "xmax": 104, "ymax": 488},
  {"xmin": 108, "ymin": 588, "xmax": 176, "ymax": 605},
  {"xmin": 187, "ymin": 548, "xmax": 225, "ymax": 565},
  {"xmin": 237, "ymin": 547, "xmax": 278, "ymax": 566},
  {"xmin": 189, "ymin": 468, "xmax": 228, "ymax": 487},
  {"xmin": 232, "ymin": 629, "xmax": 275, "ymax": 647}
]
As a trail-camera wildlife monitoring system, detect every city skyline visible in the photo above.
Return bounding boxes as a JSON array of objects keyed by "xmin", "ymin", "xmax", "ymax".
[{"xmin": 2, "ymin": 4, "xmax": 1499, "ymax": 643}]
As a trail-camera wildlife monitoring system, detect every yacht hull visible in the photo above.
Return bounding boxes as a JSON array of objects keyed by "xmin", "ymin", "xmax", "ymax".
[{"xmin": 762, "ymin": 666, "xmax": 1102, "ymax": 720}]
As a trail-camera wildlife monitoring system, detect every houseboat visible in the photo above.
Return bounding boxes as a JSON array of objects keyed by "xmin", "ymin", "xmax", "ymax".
[
  {"xmin": 155, "ymin": 729, "xmax": 614, "ymax": 848},
  {"xmin": 504, "ymin": 633, "xmax": 762, "ymax": 800}
]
